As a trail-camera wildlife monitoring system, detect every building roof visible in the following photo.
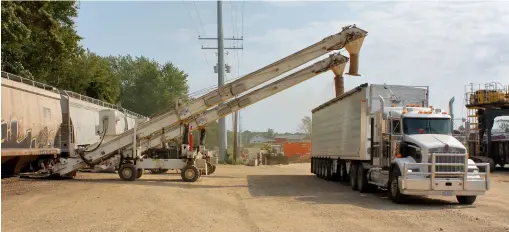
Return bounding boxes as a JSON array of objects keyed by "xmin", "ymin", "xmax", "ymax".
[{"xmin": 274, "ymin": 134, "xmax": 307, "ymax": 140}]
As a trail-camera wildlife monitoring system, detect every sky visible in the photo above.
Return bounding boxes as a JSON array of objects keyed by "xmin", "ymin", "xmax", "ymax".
[{"xmin": 75, "ymin": 0, "xmax": 509, "ymax": 133}]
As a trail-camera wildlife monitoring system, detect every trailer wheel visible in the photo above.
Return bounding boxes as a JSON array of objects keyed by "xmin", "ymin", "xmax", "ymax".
[
  {"xmin": 357, "ymin": 164, "xmax": 373, "ymax": 193},
  {"xmin": 389, "ymin": 167, "xmax": 407, "ymax": 204},
  {"xmin": 118, "ymin": 164, "xmax": 137, "ymax": 181},
  {"xmin": 136, "ymin": 169, "xmax": 144, "ymax": 179},
  {"xmin": 349, "ymin": 163, "xmax": 358, "ymax": 190},
  {"xmin": 316, "ymin": 159, "xmax": 321, "ymax": 178},
  {"xmin": 324, "ymin": 159, "xmax": 331, "ymax": 180},
  {"xmin": 456, "ymin": 195, "xmax": 477, "ymax": 205},
  {"xmin": 181, "ymin": 165, "xmax": 200, "ymax": 182},
  {"xmin": 340, "ymin": 161, "xmax": 348, "ymax": 182}
]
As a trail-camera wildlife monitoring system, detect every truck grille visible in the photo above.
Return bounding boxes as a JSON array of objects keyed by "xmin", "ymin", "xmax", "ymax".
[{"xmin": 429, "ymin": 153, "xmax": 466, "ymax": 177}]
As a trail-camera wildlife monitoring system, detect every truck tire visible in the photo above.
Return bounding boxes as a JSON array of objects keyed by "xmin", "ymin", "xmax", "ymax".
[
  {"xmin": 456, "ymin": 195, "xmax": 477, "ymax": 205},
  {"xmin": 136, "ymin": 169, "xmax": 144, "ymax": 179},
  {"xmin": 357, "ymin": 164, "xmax": 373, "ymax": 193},
  {"xmin": 349, "ymin": 163, "xmax": 358, "ymax": 190},
  {"xmin": 325, "ymin": 159, "xmax": 332, "ymax": 181},
  {"xmin": 318, "ymin": 159, "xmax": 324, "ymax": 178},
  {"xmin": 118, "ymin": 164, "xmax": 137, "ymax": 181},
  {"xmin": 340, "ymin": 161, "xmax": 348, "ymax": 182},
  {"xmin": 389, "ymin": 167, "xmax": 407, "ymax": 204},
  {"xmin": 181, "ymin": 165, "xmax": 200, "ymax": 182}
]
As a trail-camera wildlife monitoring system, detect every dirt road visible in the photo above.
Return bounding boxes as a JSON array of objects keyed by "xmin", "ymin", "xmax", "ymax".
[{"xmin": 2, "ymin": 164, "xmax": 509, "ymax": 232}]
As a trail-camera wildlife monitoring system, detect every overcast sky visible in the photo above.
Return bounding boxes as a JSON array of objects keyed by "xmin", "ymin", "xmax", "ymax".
[{"xmin": 76, "ymin": 1, "xmax": 509, "ymax": 133}]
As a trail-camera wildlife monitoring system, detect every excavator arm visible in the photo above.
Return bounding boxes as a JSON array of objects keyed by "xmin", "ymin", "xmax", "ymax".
[{"xmin": 52, "ymin": 25, "xmax": 367, "ymax": 177}]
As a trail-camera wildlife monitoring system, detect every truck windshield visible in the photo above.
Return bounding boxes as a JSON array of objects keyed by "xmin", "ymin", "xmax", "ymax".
[{"xmin": 403, "ymin": 118, "xmax": 451, "ymax": 135}]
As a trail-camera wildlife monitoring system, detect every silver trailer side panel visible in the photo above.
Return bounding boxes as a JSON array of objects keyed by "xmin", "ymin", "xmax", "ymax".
[
  {"xmin": 311, "ymin": 83, "xmax": 429, "ymax": 161},
  {"xmin": 368, "ymin": 84, "xmax": 428, "ymax": 113},
  {"xmin": 311, "ymin": 84, "xmax": 370, "ymax": 160}
]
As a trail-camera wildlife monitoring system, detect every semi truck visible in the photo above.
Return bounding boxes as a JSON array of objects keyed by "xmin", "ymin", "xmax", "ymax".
[{"xmin": 310, "ymin": 83, "xmax": 490, "ymax": 204}]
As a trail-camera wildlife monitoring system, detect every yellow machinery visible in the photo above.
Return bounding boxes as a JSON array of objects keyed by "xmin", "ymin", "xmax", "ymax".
[{"xmin": 464, "ymin": 82, "xmax": 509, "ymax": 170}]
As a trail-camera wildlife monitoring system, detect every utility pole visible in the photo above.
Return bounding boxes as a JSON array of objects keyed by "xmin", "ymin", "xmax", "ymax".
[
  {"xmin": 200, "ymin": 0, "xmax": 243, "ymax": 163},
  {"xmin": 232, "ymin": 111, "xmax": 238, "ymax": 162}
]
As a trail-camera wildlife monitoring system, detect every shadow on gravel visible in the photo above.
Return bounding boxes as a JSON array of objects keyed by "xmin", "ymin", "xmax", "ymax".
[
  {"xmin": 247, "ymin": 175, "xmax": 477, "ymax": 210},
  {"xmin": 67, "ymin": 173, "xmax": 245, "ymax": 189}
]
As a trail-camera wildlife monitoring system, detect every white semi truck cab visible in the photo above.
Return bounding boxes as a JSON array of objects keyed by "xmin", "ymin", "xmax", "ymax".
[{"xmin": 311, "ymin": 83, "xmax": 490, "ymax": 204}]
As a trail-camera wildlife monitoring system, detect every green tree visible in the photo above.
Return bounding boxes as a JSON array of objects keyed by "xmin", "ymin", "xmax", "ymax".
[
  {"xmin": 107, "ymin": 55, "xmax": 189, "ymax": 116},
  {"xmin": 1, "ymin": 1, "xmax": 83, "ymax": 83},
  {"xmin": 266, "ymin": 128, "xmax": 275, "ymax": 139}
]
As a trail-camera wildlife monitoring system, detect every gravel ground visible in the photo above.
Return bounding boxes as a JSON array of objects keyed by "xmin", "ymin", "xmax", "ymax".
[{"xmin": 2, "ymin": 163, "xmax": 509, "ymax": 232}]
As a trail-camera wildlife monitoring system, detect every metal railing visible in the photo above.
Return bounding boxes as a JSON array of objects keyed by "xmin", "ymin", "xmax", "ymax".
[
  {"xmin": 464, "ymin": 82, "xmax": 509, "ymax": 106},
  {"xmin": 403, "ymin": 153, "xmax": 490, "ymax": 191},
  {"xmin": 2, "ymin": 71, "xmax": 147, "ymax": 119}
]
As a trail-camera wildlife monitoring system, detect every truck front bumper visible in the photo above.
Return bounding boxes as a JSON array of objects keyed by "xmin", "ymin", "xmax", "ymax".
[
  {"xmin": 400, "ymin": 178, "xmax": 489, "ymax": 196},
  {"xmin": 400, "ymin": 153, "xmax": 490, "ymax": 196}
]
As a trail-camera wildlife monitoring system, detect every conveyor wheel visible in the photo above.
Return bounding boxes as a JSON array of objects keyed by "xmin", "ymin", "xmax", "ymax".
[
  {"xmin": 118, "ymin": 164, "xmax": 137, "ymax": 181},
  {"xmin": 136, "ymin": 169, "xmax": 144, "ymax": 179},
  {"xmin": 181, "ymin": 165, "xmax": 200, "ymax": 182},
  {"xmin": 207, "ymin": 163, "xmax": 216, "ymax": 174}
]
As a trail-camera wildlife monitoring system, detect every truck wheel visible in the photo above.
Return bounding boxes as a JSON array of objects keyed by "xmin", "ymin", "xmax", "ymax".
[
  {"xmin": 210, "ymin": 165, "xmax": 216, "ymax": 174},
  {"xmin": 389, "ymin": 167, "xmax": 407, "ymax": 204},
  {"xmin": 181, "ymin": 165, "xmax": 200, "ymax": 182},
  {"xmin": 357, "ymin": 164, "xmax": 372, "ymax": 193},
  {"xmin": 118, "ymin": 164, "xmax": 137, "ymax": 181},
  {"xmin": 456, "ymin": 195, "xmax": 477, "ymax": 205},
  {"xmin": 324, "ymin": 160, "xmax": 331, "ymax": 180},
  {"xmin": 340, "ymin": 161, "xmax": 348, "ymax": 182},
  {"xmin": 349, "ymin": 163, "xmax": 358, "ymax": 190},
  {"xmin": 136, "ymin": 169, "xmax": 144, "ymax": 179},
  {"xmin": 317, "ymin": 159, "xmax": 323, "ymax": 178}
]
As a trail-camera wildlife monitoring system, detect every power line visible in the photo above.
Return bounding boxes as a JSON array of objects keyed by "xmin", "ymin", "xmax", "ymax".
[
  {"xmin": 181, "ymin": 0, "xmax": 210, "ymax": 65},
  {"xmin": 193, "ymin": 1, "xmax": 207, "ymax": 36}
]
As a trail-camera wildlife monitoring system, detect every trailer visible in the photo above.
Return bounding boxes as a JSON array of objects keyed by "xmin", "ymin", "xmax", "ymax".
[
  {"xmin": 47, "ymin": 25, "xmax": 368, "ymax": 182},
  {"xmin": 310, "ymin": 83, "xmax": 490, "ymax": 204}
]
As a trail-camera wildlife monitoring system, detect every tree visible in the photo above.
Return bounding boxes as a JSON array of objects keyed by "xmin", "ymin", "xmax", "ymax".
[
  {"xmin": 58, "ymin": 50, "xmax": 120, "ymax": 103},
  {"xmin": 299, "ymin": 116, "xmax": 312, "ymax": 135},
  {"xmin": 108, "ymin": 55, "xmax": 190, "ymax": 116},
  {"xmin": 266, "ymin": 128, "xmax": 275, "ymax": 139},
  {"xmin": 1, "ymin": 1, "xmax": 83, "ymax": 84}
]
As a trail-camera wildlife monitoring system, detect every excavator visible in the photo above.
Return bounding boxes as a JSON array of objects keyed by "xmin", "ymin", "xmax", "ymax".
[{"xmin": 50, "ymin": 25, "xmax": 368, "ymax": 182}]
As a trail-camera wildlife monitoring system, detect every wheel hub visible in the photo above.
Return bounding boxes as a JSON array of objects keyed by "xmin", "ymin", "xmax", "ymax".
[
  {"xmin": 123, "ymin": 168, "xmax": 132, "ymax": 178},
  {"xmin": 185, "ymin": 169, "xmax": 195, "ymax": 179}
]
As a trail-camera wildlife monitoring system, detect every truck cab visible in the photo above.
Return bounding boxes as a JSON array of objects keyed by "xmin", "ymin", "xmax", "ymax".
[{"xmin": 378, "ymin": 104, "xmax": 490, "ymax": 204}]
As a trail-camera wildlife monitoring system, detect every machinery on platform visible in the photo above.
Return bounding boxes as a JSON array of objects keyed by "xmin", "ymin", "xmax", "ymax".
[
  {"xmin": 48, "ymin": 25, "xmax": 368, "ymax": 182},
  {"xmin": 259, "ymin": 144, "xmax": 289, "ymax": 165},
  {"xmin": 464, "ymin": 82, "xmax": 509, "ymax": 171},
  {"xmin": 311, "ymin": 84, "xmax": 490, "ymax": 204}
]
